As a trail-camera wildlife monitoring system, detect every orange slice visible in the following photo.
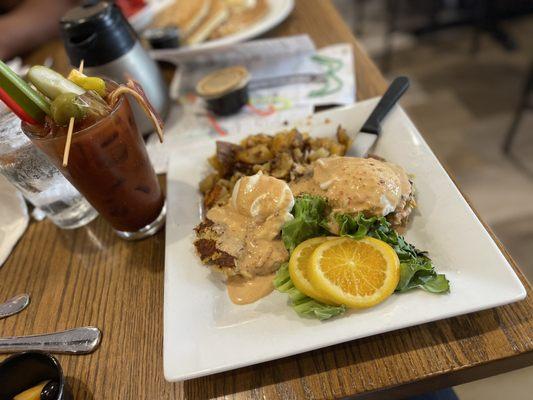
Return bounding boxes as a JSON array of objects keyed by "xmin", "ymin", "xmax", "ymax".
[
  {"xmin": 309, "ymin": 237, "xmax": 400, "ymax": 308},
  {"xmin": 289, "ymin": 237, "xmax": 337, "ymax": 304}
]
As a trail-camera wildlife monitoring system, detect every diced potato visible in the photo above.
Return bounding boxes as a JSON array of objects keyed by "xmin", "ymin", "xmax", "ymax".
[
  {"xmin": 215, "ymin": 141, "xmax": 240, "ymax": 177},
  {"xmin": 308, "ymin": 147, "xmax": 330, "ymax": 161},
  {"xmin": 292, "ymin": 147, "xmax": 304, "ymax": 162},
  {"xmin": 271, "ymin": 153, "xmax": 293, "ymax": 179},
  {"xmin": 236, "ymin": 144, "xmax": 274, "ymax": 164},
  {"xmin": 208, "ymin": 155, "xmax": 222, "ymax": 172},
  {"xmin": 240, "ymin": 134, "xmax": 271, "ymax": 148},
  {"xmin": 217, "ymin": 179, "xmax": 231, "ymax": 189},
  {"xmin": 253, "ymin": 162, "xmax": 272, "ymax": 174},
  {"xmin": 271, "ymin": 129, "xmax": 303, "ymax": 153},
  {"xmin": 293, "ymin": 163, "xmax": 307, "ymax": 175},
  {"xmin": 328, "ymin": 142, "xmax": 346, "ymax": 155},
  {"xmin": 336, "ymin": 125, "xmax": 352, "ymax": 148},
  {"xmin": 229, "ymin": 172, "xmax": 245, "ymax": 185},
  {"xmin": 199, "ymin": 173, "xmax": 219, "ymax": 194}
]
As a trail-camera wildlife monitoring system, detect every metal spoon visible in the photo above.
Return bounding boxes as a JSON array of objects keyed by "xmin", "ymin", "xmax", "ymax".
[
  {"xmin": 0, "ymin": 326, "xmax": 102, "ymax": 354},
  {"xmin": 0, "ymin": 294, "xmax": 30, "ymax": 319}
]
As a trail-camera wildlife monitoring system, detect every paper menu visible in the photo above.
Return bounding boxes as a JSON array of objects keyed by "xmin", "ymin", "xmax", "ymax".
[{"xmin": 173, "ymin": 35, "xmax": 319, "ymax": 89}]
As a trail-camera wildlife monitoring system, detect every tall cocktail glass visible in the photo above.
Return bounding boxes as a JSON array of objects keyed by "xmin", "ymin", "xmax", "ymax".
[{"xmin": 22, "ymin": 95, "xmax": 165, "ymax": 240}]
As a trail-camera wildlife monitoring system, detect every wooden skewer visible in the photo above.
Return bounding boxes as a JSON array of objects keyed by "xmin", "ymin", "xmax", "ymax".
[
  {"xmin": 62, "ymin": 60, "xmax": 84, "ymax": 167},
  {"xmin": 62, "ymin": 116, "xmax": 75, "ymax": 167}
]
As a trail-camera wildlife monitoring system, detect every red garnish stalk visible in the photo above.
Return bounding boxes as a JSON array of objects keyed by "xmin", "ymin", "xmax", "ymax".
[{"xmin": 0, "ymin": 87, "xmax": 40, "ymax": 125}]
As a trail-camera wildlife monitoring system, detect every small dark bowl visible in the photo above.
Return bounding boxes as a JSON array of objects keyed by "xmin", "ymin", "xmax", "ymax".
[
  {"xmin": 0, "ymin": 352, "xmax": 72, "ymax": 400},
  {"xmin": 206, "ymin": 84, "xmax": 249, "ymax": 116}
]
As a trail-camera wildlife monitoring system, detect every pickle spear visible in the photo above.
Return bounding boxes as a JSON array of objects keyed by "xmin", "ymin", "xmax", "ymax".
[{"xmin": 27, "ymin": 66, "xmax": 85, "ymax": 100}]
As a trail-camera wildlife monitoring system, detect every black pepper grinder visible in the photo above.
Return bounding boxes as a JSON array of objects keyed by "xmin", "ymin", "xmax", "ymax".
[{"xmin": 60, "ymin": 1, "xmax": 169, "ymax": 135}]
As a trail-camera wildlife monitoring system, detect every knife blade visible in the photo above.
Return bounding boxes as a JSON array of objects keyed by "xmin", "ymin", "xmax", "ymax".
[
  {"xmin": 0, "ymin": 293, "xmax": 30, "ymax": 319},
  {"xmin": 349, "ymin": 76, "xmax": 410, "ymax": 157}
]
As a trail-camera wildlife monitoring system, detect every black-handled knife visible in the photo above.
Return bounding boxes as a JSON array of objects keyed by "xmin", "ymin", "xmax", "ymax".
[{"xmin": 349, "ymin": 76, "xmax": 410, "ymax": 157}]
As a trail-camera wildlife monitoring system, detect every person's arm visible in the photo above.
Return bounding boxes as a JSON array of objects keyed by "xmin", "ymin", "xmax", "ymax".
[
  {"xmin": 0, "ymin": 0, "xmax": 80, "ymax": 60},
  {"xmin": 0, "ymin": 0, "xmax": 19, "ymax": 13}
]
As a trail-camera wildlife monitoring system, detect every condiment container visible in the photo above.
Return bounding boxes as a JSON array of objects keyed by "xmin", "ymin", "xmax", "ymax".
[
  {"xmin": 0, "ymin": 352, "xmax": 72, "ymax": 400},
  {"xmin": 196, "ymin": 66, "xmax": 250, "ymax": 116},
  {"xmin": 144, "ymin": 26, "xmax": 181, "ymax": 49}
]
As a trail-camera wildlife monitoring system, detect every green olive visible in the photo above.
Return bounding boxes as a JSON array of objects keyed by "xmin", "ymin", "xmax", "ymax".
[{"xmin": 50, "ymin": 93, "xmax": 85, "ymax": 126}]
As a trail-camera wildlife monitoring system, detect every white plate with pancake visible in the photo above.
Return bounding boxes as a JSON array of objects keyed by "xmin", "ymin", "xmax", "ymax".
[
  {"xmin": 164, "ymin": 98, "xmax": 526, "ymax": 381},
  {"xmin": 150, "ymin": 0, "xmax": 294, "ymax": 57}
]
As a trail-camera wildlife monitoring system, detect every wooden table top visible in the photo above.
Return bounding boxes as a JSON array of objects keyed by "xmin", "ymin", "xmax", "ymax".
[{"xmin": 1, "ymin": 1, "xmax": 532, "ymax": 399}]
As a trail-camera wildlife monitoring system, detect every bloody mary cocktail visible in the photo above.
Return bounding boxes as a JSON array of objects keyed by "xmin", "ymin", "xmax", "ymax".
[{"xmin": 23, "ymin": 94, "xmax": 165, "ymax": 239}]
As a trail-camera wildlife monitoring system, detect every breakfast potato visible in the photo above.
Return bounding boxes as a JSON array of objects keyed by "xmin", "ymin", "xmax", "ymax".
[
  {"xmin": 271, "ymin": 152, "xmax": 294, "ymax": 179},
  {"xmin": 236, "ymin": 144, "xmax": 274, "ymax": 164},
  {"xmin": 199, "ymin": 173, "xmax": 219, "ymax": 194}
]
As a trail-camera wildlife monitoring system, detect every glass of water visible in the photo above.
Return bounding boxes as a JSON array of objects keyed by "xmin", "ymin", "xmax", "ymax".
[{"xmin": 0, "ymin": 110, "xmax": 98, "ymax": 229}]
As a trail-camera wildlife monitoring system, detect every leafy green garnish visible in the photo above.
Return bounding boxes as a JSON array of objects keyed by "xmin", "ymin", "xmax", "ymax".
[
  {"xmin": 273, "ymin": 263, "xmax": 346, "ymax": 320},
  {"xmin": 335, "ymin": 213, "xmax": 449, "ymax": 294},
  {"xmin": 281, "ymin": 194, "xmax": 329, "ymax": 252},
  {"xmin": 276, "ymin": 195, "xmax": 449, "ymax": 320}
]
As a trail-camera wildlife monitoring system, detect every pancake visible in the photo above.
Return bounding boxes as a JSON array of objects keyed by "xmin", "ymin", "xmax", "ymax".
[
  {"xmin": 186, "ymin": 0, "xmax": 230, "ymax": 45},
  {"xmin": 209, "ymin": 0, "xmax": 269, "ymax": 39},
  {"xmin": 152, "ymin": 0, "xmax": 211, "ymax": 36}
]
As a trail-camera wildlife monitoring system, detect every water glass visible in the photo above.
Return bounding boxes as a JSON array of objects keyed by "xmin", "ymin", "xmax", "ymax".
[{"xmin": 0, "ymin": 111, "xmax": 98, "ymax": 229}]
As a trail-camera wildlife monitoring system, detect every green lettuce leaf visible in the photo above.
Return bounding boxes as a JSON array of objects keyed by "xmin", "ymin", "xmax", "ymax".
[
  {"xmin": 281, "ymin": 194, "xmax": 329, "ymax": 252},
  {"xmin": 276, "ymin": 195, "xmax": 449, "ymax": 320},
  {"xmin": 335, "ymin": 213, "xmax": 450, "ymax": 294},
  {"xmin": 273, "ymin": 263, "xmax": 346, "ymax": 320}
]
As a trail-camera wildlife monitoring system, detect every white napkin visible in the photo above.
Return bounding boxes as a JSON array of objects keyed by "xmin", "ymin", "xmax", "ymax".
[{"xmin": 0, "ymin": 175, "xmax": 29, "ymax": 268}]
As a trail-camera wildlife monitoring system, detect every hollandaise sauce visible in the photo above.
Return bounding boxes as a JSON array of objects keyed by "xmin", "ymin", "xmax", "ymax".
[{"xmin": 205, "ymin": 172, "xmax": 294, "ymax": 304}]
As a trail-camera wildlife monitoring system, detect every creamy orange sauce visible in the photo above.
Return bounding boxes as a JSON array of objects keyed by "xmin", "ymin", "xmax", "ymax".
[
  {"xmin": 290, "ymin": 157, "xmax": 411, "ymax": 218},
  {"xmin": 206, "ymin": 172, "xmax": 294, "ymax": 279},
  {"xmin": 226, "ymin": 273, "xmax": 276, "ymax": 305}
]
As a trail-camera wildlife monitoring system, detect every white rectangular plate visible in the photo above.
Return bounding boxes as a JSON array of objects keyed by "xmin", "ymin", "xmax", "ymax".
[{"xmin": 164, "ymin": 98, "xmax": 526, "ymax": 382}]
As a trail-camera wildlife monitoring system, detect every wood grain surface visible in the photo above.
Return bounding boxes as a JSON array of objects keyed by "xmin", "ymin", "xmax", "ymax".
[{"xmin": 1, "ymin": 1, "xmax": 532, "ymax": 399}]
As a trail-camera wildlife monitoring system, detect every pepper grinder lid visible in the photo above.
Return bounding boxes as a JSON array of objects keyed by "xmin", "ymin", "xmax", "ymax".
[{"xmin": 60, "ymin": 2, "xmax": 137, "ymax": 68}]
